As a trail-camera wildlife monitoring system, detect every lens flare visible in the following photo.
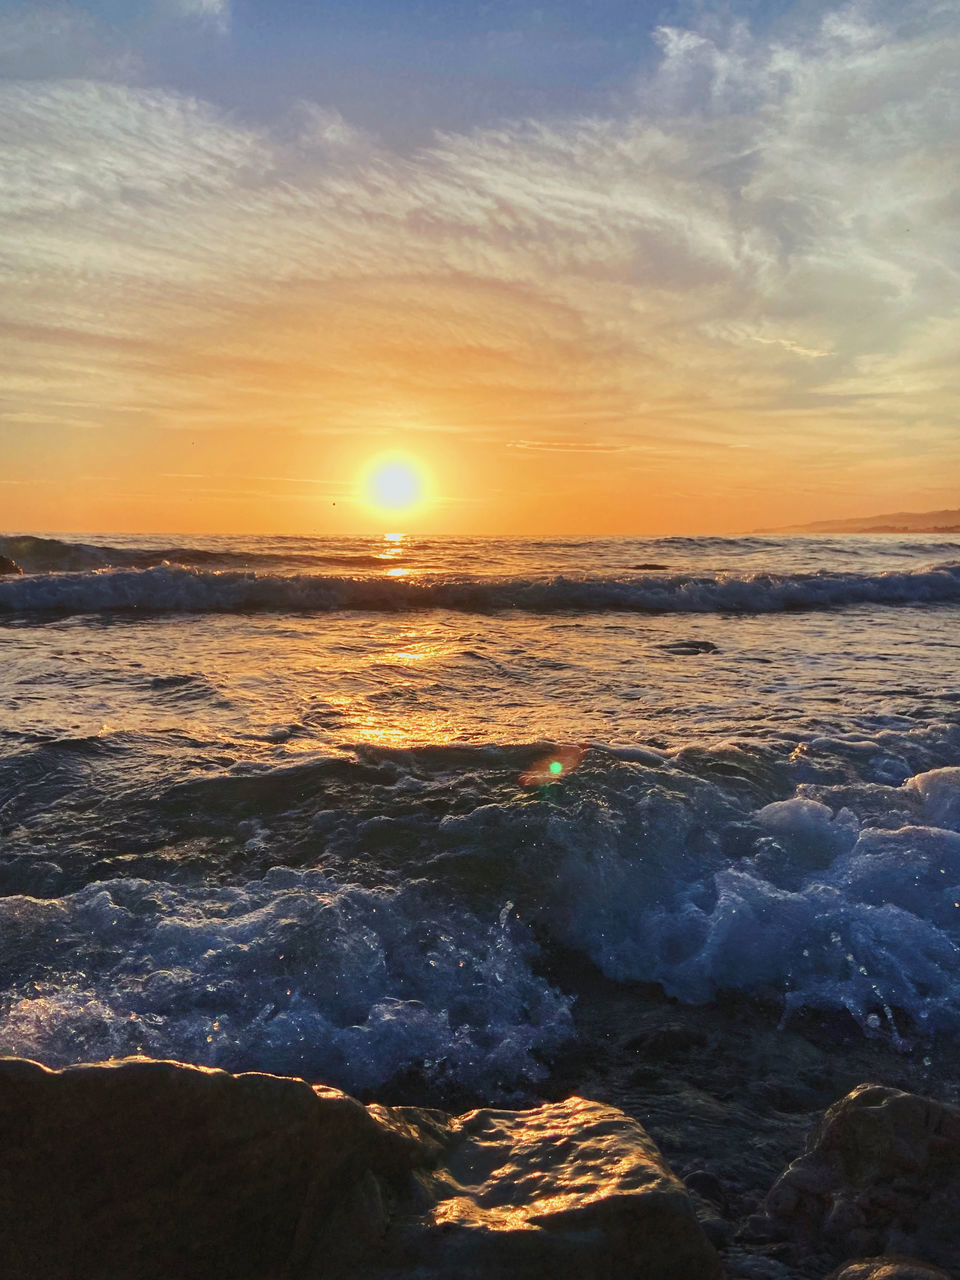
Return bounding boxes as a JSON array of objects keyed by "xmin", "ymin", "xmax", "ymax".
[{"xmin": 520, "ymin": 744, "xmax": 586, "ymax": 787}]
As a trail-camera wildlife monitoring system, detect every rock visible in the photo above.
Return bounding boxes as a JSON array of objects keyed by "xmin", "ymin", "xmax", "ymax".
[
  {"xmin": 684, "ymin": 1168, "xmax": 729, "ymax": 1212},
  {"xmin": 655, "ymin": 639, "xmax": 719, "ymax": 655},
  {"xmin": 0, "ymin": 555, "xmax": 23, "ymax": 575},
  {"xmin": 399, "ymin": 1096, "xmax": 724, "ymax": 1278},
  {"xmin": 0, "ymin": 1057, "xmax": 722, "ymax": 1280},
  {"xmin": 624, "ymin": 1022, "xmax": 709, "ymax": 1059},
  {"xmin": 761, "ymin": 1082, "xmax": 960, "ymax": 1270},
  {"xmin": 0, "ymin": 1055, "xmax": 428, "ymax": 1280},
  {"xmin": 724, "ymin": 1249, "xmax": 795, "ymax": 1277},
  {"xmin": 826, "ymin": 1258, "xmax": 953, "ymax": 1280}
]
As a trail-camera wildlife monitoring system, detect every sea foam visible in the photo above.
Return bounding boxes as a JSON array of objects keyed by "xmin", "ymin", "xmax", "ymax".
[
  {"xmin": 0, "ymin": 868, "xmax": 571, "ymax": 1093},
  {"xmin": 534, "ymin": 770, "xmax": 960, "ymax": 1043}
]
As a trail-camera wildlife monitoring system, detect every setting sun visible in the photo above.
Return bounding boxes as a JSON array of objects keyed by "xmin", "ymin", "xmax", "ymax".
[{"xmin": 363, "ymin": 456, "xmax": 430, "ymax": 518}]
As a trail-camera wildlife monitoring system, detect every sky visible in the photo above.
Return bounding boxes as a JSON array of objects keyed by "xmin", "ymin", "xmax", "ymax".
[{"xmin": 1, "ymin": 0, "xmax": 958, "ymax": 535}]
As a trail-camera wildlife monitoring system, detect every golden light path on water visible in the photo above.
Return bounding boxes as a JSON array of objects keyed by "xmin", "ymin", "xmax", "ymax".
[{"xmin": 297, "ymin": 534, "xmax": 585, "ymax": 779}]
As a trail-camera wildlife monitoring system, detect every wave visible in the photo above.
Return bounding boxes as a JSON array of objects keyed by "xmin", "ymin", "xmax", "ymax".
[
  {"xmin": 0, "ymin": 535, "xmax": 384, "ymax": 573},
  {"xmin": 2, "ymin": 560, "xmax": 960, "ymax": 616},
  {"xmin": 362, "ymin": 741, "xmax": 960, "ymax": 1046},
  {"xmin": 5, "ymin": 725, "xmax": 960, "ymax": 1082}
]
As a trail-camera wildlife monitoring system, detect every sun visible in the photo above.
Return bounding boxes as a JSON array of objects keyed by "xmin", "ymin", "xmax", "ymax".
[{"xmin": 362, "ymin": 455, "xmax": 429, "ymax": 518}]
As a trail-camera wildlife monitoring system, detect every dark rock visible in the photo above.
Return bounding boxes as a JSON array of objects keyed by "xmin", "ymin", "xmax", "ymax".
[
  {"xmin": 0, "ymin": 1056, "xmax": 722, "ymax": 1280},
  {"xmin": 625, "ymin": 1022, "xmax": 709, "ymax": 1059},
  {"xmin": 698, "ymin": 1213, "xmax": 735, "ymax": 1249},
  {"xmin": 682, "ymin": 1171, "xmax": 733, "ymax": 1250},
  {"xmin": 749, "ymin": 1078, "xmax": 824, "ymax": 1114},
  {"xmin": 740, "ymin": 1213, "xmax": 785, "ymax": 1243},
  {"xmin": 826, "ymin": 1257, "xmax": 953, "ymax": 1280},
  {"xmin": 0, "ymin": 555, "xmax": 23, "ymax": 575},
  {"xmin": 760, "ymin": 1083, "xmax": 960, "ymax": 1270},
  {"xmin": 627, "ymin": 1064, "xmax": 669, "ymax": 1089},
  {"xmin": 0, "ymin": 1055, "xmax": 426, "ymax": 1280},
  {"xmin": 655, "ymin": 639, "xmax": 720, "ymax": 655},
  {"xmin": 684, "ymin": 1168, "xmax": 728, "ymax": 1212}
]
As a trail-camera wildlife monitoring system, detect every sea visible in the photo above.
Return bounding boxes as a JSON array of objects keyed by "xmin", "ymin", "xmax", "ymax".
[{"xmin": 2, "ymin": 531, "xmax": 960, "ymax": 1101}]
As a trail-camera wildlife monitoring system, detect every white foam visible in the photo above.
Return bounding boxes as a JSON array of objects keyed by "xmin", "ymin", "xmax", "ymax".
[
  {"xmin": 906, "ymin": 767, "xmax": 960, "ymax": 831},
  {"xmin": 430, "ymin": 760, "xmax": 960, "ymax": 1041},
  {"xmin": 546, "ymin": 809, "xmax": 960, "ymax": 1040},
  {"xmin": 0, "ymin": 868, "xmax": 571, "ymax": 1092},
  {"xmin": 755, "ymin": 797, "xmax": 860, "ymax": 856}
]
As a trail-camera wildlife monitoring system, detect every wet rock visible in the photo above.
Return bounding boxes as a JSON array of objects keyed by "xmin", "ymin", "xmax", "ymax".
[
  {"xmin": 697, "ymin": 1210, "xmax": 735, "ymax": 1249},
  {"xmin": 0, "ymin": 1055, "xmax": 427, "ymax": 1280},
  {"xmin": 401, "ymin": 1095, "xmax": 724, "ymax": 1278},
  {"xmin": 0, "ymin": 1057, "xmax": 722, "ymax": 1280},
  {"xmin": 724, "ymin": 1248, "xmax": 796, "ymax": 1277},
  {"xmin": 655, "ymin": 639, "xmax": 719, "ymax": 655},
  {"xmin": 749, "ymin": 1077, "xmax": 824, "ymax": 1114},
  {"xmin": 685, "ymin": 1168, "xmax": 728, "ymax": 1212},
  {"xmin": 0, "ymin": 555, "xmax": 23, "ymax": 575},
  {"xmin": 826, "ymin": 1258, "xmax": 953, "ymax": 1280},
  {"xmin": 625, "ymin": 1022, "xmax": 709, "ymax": 1059},
  {"xmin": 761, "ymin": 1083, "xmax": 960, "ymax": 1270},
  {"xmin": 683, "ymin": 1177, "xmax": 734, "ymax": 1249}
]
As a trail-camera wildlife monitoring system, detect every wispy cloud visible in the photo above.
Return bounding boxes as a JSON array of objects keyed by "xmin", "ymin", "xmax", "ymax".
[
  {"xmin": 161, "ymin": 473, "xmax": 356, "ymax": 488},
  {"xmin": 163, "ymin": 0, "xmax": 230, "ymax": 34},
  {"xmin": 506, "ymin": 439, "xmax": 634, "ymax": 453},
  {"xmin": 751, "ymin": 337, "xmax": 830, "ymax": 360},
  {"xmin": 0, "ymin": 7, "xmax": 140, "ymax": 80}
]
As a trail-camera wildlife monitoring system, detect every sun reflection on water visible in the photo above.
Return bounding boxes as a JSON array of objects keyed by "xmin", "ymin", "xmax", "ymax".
[
  {"xmin": 307, "ymin": 626, "xmax": 465, "ymax": 747},
  {"xmin": 377, "ymin": 532, "xmax": 406, "ymax": 562}
]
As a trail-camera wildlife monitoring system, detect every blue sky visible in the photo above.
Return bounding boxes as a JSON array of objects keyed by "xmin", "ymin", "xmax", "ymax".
[
  {"xmin": 1, "ymin": 0, "xmax": 958, "ymax": 532},
  {"xmin": 6, "ymin": 1, "xmax": 861, "ymax": 134}
]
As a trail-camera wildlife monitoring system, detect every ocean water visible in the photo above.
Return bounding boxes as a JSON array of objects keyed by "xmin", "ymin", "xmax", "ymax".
[{"xmin": 2, "ymin": 531, "xmax": 960, "ymax": 1096}]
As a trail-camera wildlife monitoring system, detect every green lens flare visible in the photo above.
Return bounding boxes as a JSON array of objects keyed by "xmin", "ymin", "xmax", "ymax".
[{"xmin": 549, "ymin": 761, "xmax": 563, "ymax": 775}]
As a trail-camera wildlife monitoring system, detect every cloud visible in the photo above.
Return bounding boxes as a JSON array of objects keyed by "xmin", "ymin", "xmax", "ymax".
[
  {"xmin": 163, "ymin": 0, "xmax": 230, "ymax": 34},
  {"xmin": 0, "ymin": 8, "xmax": 140, "ymax": 81},
  {"xmin": 161, "ymin": 473, "xmax": 356, "ymax": 488},
  {"xmin": 0, "ymin": 2, "xmax": 230, "ymax": 83},
  {"xmin": 506, "ymin": 440, "xmax": 634, "ymax": 453},
  {"xmin": 750, "ymin": 335, "xmax": 830, "ymax": 359},
  {"xmin": 1, "ymin": 0, "xmax": 958, "ymax": 523}
]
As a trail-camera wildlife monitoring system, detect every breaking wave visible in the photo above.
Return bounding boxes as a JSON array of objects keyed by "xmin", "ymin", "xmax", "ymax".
[
  {"xmin": 2, "ymin": 560, "xmax": 960, "ymax": 616},
  {"xmin": 0, "ymin": 868, "xmax": 571, "ymax": 1094},
  {"xmin": 6, "ymin": 725, "xmax": 960, "ymax": 1081}
]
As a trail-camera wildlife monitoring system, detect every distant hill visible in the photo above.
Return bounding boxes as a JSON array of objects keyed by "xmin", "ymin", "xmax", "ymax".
[{"xmin": 758, "ymin": 508, "xmax": 960, "ymax": 534}]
